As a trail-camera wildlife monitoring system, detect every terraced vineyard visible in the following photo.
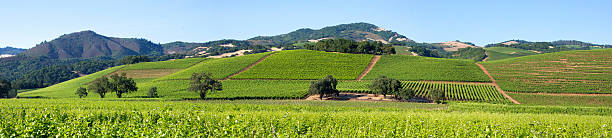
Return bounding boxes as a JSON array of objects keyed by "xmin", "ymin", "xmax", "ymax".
[
  {"xmin": 507, "ymin": 93, "xmax": 612, "ymax": 107},
  {"xmin": 233, "ymin": 50, "xmax": 372, "ymax": 80},
  {"xmin": 158, "ymin": 52, "xmax": 273, "ymax": 80},
  {"xmin": 121, "ymin": 58, "xmax": 207, "ymax": 70},
  {"xmin": 485, "ymin": 47, "xmax": 538, "ymax": 61},
  {"xmin": 338, "ymin": 81, "xmax": 508, "ymax": 102},
  {"xmin": 482, "ymin": 49, "xmax": 612, "ymax": 94},
  {"xmin": 363, "ymin": 55, "xmax": 491, "ymax": 82}
]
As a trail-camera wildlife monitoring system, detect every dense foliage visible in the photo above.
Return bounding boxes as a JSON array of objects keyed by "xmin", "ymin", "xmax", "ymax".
[
  {"xmin": 452, "ymin": 47, "xmax": 487, "ymax": 61},
  {"xmin": 249, "ymin": 22, "xmax": 412, "ymax": 46},
  {"xmin": 429, "ymin": 89, "xmax": 445, "ymax": 103},
  {"xmin": 0, "ymin": 53, "xmax": 189, "ymax": 90},
  {"xmin": 369, "ymin": 76, "xmax": 402, "ymax": 97},
  {"xmin": 74, "ymin": 87, "xmax": 87, "ymax": 98},
  {"xmin": 0, "ymin": 99, "xmax": 609, "ymax": 137},
  {"xmin": 485, "ymin": 42, "xmax": 571, "ymax": 53},
  {"xmin": 408, "ymin": 45, "xmax": 446, "ymax": 58},
  {"xmin": 308, "ymin": 75, "xmax": 339, "ymax": 99},
  {"xmin": 109, "ymin": 73, "xmax": 138, "ymax": 98},
  {"xmin": 88, "ymin": 77, "xmax": 111, "ymax": 98},
  {"xmin": 0, "ymin": 46, "xmax": 25, "ymax": 55},
  {"xmin": 304, "ymin": 39, "xmax": 396, "ymax": 54}
]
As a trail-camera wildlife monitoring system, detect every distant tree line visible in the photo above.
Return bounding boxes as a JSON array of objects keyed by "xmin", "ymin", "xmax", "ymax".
[
  {"xmin": 81, "ymin": 73, "xmax": 138, "ymax": 98},
  {"xmin": 452, "ymin": 47, "xmax": 487, "ymax": 61},
  {"xmin": 485, "ymin": 42, "xmax": 572, "ymax": 53},
  {"xmin": 304, "ymin": 39, "xmax": 396, "ymax": 54}
]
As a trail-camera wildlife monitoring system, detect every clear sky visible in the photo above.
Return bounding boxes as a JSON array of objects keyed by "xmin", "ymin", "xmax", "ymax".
[{"xmin": 1, "ymin": 0, "xmax": 611, "ymax": 48}]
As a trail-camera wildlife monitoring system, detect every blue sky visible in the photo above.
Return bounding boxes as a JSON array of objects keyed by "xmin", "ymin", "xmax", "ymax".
[{"xmin": 1, "ymin": 0, "xmax": 611, "ymax": 48}]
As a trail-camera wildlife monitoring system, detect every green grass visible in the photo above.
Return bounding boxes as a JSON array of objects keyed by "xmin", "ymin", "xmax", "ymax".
[
  {"xmin": 485, "ymin": 47, "xmax": 537, "ymax": 61},
  {"xmin": 121, "ymin": 58, "xmax": 207, "ymax": 70},
  {"xmin": 129, "ymin": 80, "xmax": 311, "ymax": 99},
  {"xmin": 158, "ymin": 52, "xmax": 273, "ymax": 80},
  {"xmin": 508, "ymin": 93, "xmax": 612, "ymax": 107},
  {"xmin": 233, "ymin": 50, "xmax": 373, "ymax": 80},
  {"xmin": 0, "ymin": 99, "xmax": 610, "ymax": 137},
  {"xmin": 18, "ymin": 66, "xmax": 125, "ymax": 98},
  {"xmin": 363, "ymin": 55, "xmax": 491, "ymax": 82},
  {"xmin": 482, "ymin": 49, "xmax": 612, "ymax": 93},
  {"xmin": 393, "ymin": 46, "xmax": 412, "ymax": 55}
]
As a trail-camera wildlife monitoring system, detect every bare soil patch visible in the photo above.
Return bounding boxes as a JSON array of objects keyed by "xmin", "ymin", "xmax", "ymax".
[
  {"xmin": 502, "ymin": 41, "xmax": 518, "ymax": 45},
  {"xmin": 440, "ymin": 41, "xmax": 476, "ymax": 51},
  {"xmin": 208, "ymin": 50, "xmax": 253, "ymax": 58},
  {"xmin": 305, "ymin": 93, "xmax": 399, "ymax": 101}
]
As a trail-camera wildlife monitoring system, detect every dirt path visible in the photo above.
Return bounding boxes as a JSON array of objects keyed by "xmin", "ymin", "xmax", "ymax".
[
  {"xmin": 507, "ymin": 92, "xmax": 612, "ymax": 96},
  {"xmin": 356, "ymin": 55, "xmax": 381, "ymax": 80},
  {"xmin": 222, "ymin": 53, "xmax": 276, "ymax": 80},
  {"xmin": 475, "ymin": 63, "xmax": 521, "ymax": 104}
]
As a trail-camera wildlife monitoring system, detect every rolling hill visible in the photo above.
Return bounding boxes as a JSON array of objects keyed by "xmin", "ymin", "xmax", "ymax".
[
  {"xmin": 161, "ymin": 22, "xmax": 413, "ymax": 55},
  {"xmin": 20, "ymin": 50, "xmax": 506, "ymax": 102},
  {"xmin": 21, "ymin": 30, "xmax": 163, "ymax": 59}
]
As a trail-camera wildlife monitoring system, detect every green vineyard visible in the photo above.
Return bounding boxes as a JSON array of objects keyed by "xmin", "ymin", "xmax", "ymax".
[{"xmin": 338, "ymin": 81, "xmax": 508, "ymax": 102}]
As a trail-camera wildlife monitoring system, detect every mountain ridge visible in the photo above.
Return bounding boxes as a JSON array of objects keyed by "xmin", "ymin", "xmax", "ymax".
[
  {"xmin": 21, "ymin": 30, "xmax": 163, "ymax": 59},
  {"xmin": 162, "ymin": 22, "xmax": 414, "ymax": 55}
]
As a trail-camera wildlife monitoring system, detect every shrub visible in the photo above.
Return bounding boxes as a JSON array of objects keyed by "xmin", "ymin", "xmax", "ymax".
[
  {"xmin": 75, "ymin": 87, "xmax": 87, "ymax": 98},
  {"xmin": 148, "ymin": 87, "xmax": 158, "ymax": 98},
  {"xmin": 430, "ymin": 89, "xmax": 445, "ymax": 104},
  {"xmin": 369, "ymin": 76, "xmax": 402, "ymax": 98},
  {"xmin": 394, "ymin": 88, "xmax": 415, "ymax": 100}
]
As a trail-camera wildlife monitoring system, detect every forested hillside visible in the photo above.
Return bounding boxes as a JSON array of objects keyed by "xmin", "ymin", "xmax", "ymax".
[
  {"xmin": 161, "ymin": 22, "xmax": 413, "ymax": 56},
  {"xmin": 21, "ymin": 30, "xmax": 163, "ymax": 59},
  {"xmin": 0, "ymin": 46, "xmax": 25, "ymax": 55}
]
